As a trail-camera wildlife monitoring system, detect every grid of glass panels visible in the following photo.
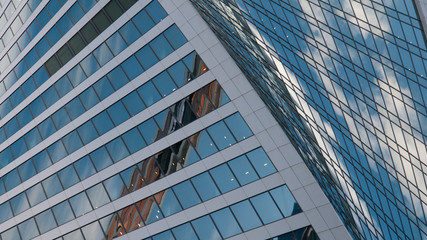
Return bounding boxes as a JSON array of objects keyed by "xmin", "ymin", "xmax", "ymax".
[
  {"xmin": 0, "ymin": 23, "xmax": 186, "ymax": 172},
  {"xmin": 0, "ymin": 76, "xmax": 223, "ymax": 206},
  {"xmin": 55, "ymin": 184, "xmax": 300, "ymax": 240},
  {"xmin": 0, "ymin": 0, "xmax": 141, "ymax": 97},
  {"xmin": 0, "ymin": 0, "xmax": 100, "ymax": 76},
  {"xmin": 0, "ymin": 0, "xmax": 66, "ymax": 55},
  {"xmin": 189, "ymin": 0, "xmax": 427, "ymax": 239},
  {"xmin": 1, "ymin": 130, "xmax": 259, "ymax": 239},
  {"xmin": 0, "ymin": 80, "xmax": 232, "ymax": 222}
]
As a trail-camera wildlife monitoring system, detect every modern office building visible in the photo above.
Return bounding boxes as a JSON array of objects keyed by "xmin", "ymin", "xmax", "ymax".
[{"xmin": 0, "ymin": 0, "xmax": 424, "ymax": 240}]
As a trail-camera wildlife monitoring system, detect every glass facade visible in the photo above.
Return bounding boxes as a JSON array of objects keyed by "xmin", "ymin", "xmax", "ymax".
[
  {"xmin": 0, "ymin": 0, "xmax": 333, "ymax": 239},
  {"xmin": 189, "ymin": 0, "xmax": 427, "ymax": 240}
]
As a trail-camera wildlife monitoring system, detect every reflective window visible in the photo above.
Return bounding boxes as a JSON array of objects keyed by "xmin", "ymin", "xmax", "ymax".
[
  {"xmin": 250, "ymin": 193, "xmax": 282, "ymax": 224},
  {"xmin": 211, "ymin": 208, "xmax": 242, "ymax": 238},
  {"xmin": 230, "ymin": 200, "xmax": 262, "ymax": 231},
  {"xmin": 210, "ymin": 164, "xmax": 239, "ymax": 193},
  {"xmin": 191, "ymin": 216, "xmax": 221, "ymax": 240},
  {"xmin": 35, "ymin": 210, "xmax": 56, "ymax": 234},
  {"xmin": 191, "ymin": 172, "xmax": 220, "ymax": 201},
  {"xmin": 173, "ymin": 180, "xmax": 201, "ymax": 209}
]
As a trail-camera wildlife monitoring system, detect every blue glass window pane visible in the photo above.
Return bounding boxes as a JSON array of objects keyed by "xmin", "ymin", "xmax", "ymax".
[
  {"xmin": 93, "ymin": 43, "xmax": 113, "ymax": 66},
  {"xmin": 16, "ymin": 107, "xmax": 33, "ymax": 129},
  {"xmin": 79, "ymin": 0, "xmax": 96, "ymax": 12},
  {"xmin": 145, "ymin": 0, "xmax": 167, "ymax": 22},
  {"xmin": 230, "ymin": 200, "xmax": 262, "ymax": 231},
  {"xmin": 119, "ymin": 21, "xmax": 141, "ymax": 45},
  {"xmin": 93, "ymin": 76, "xmax": 114, "ymax": 100},
  {"xmin": 55, "ymin": 75, "xmax": 73, "ymax": 97},
  {"xmin": 92, "ymin": 111, "xmax": 114, "ymax": 135},
  {"xmin": 57, "ymin": 14, "xmax": 73, "ymax": 34},
  {"xmin": 81, "ymin": 221, "xmax": 105, "ymax": 240},
  {"xmin": 90, "ymin": 147, "xmax": 113, "ymax": 171},
  {"xmin": 155, "ymin": 189, "xmax": 182, "ymax": 217},
  {"xmin": 270, "ymin": 186, "xmax": 301, "ymax": 217},
  {"xmin": 106, "ymin": 32, "xmax": 127, "ymax": 56},
  {"xmin": 103, "ymin": 175, "xmax": 127, "ymax": 201},
  {"xmin": 77, "ymin": 121, "xmax": 98, "ymax": 144},
  {"xmin": 0, "ymin": 202, "xmax": 12, "ymax": 223},
  {"xmin": 135, "ymin": 45, "xmax": 158, "ymax": 70},
  {"xmin": 191, "ymin": 216, "xmax": 221, "ymax": 240},
  {"xmin": 228, "ymin": 155, "xmax": 258, "ymax": 185},
  {"xmin": 86, "ymin": 183, "xmax": 110, "ymax": 209},
  {"xmin": 152, "ymin": 231, "xmax": 174, "ymax": 240},
  {"xmin": 0, "ymin": 149, "xmax": 13, "ymax": 168},
  {"xmin": 152, "ymin": 71, "xmax": 177, "ymax": 97},
  {"xmin": 37, "ymin": 8, "xmax": 50, "ymax": 26},
  {"xmin": 52, "ymin": 201, "xmax": 74, "ymax": 225},
  {"xmin": 191, "ymin": 172, "xmax": 220, "ymax": 201},
  {"xmin": 138, "ymin": 118, "xmax": 159, "ymax": 144},
  {"xmin": 211, "ymin": 208, "xmax": 242, "ymax": 238},
  {"xmin": 207, "ymin": 121, "xmax": 236, "ymax": 150},
  {"xmin": 58, "ymin": 165, "xmax": 79, "ymax": 189},
  {"xmin": 42, "ymin": 174, "xmax": 62, "ymax": 198},
  {"xmin": 35, "ymin": 210, "xmax": 56, "ymax": 234},
  {"xmin": 80, "ymin": 54, "xmax": 100, "ymax": 76},
  {"xmin": 122, "ymin": 56, "xmax": 143, "ymax": 80},
  {"xmin": 18, "ymin": 218, "xmax": 39, "ymax": 240},
  {"xmin": 4, "ymin": 169, "xmax": 20, "ymax": 191},
  {"xmin": 246, "ymin": 148, "xmax": 276, "ymax": 177},
  {"xmin": 42, "ymin": 86, "xmax": 60, "ymax": 107},
  {"xmin": 1, "ymin": 227, "xmax": 19, "ymax": 240},
  {"xmin": 107, "ymin": 101, "xmax": 130, "ymax": 125},
  {"xmin": 69, "ymin": 192, "xmax": 92, "ymax": 217},
  {"xmin": 67, "ymin": 3, "xmax": 84, "ymax": 23},
  {"xmin": 167, "ymin": 60, "xmax": 188, "ymax": 87},
  {"xmin": 10, "ymin": 192, "xmax": 29, "ymax": 215},
  {"xmin": 122, "ymin": 91, "xmax": 145, "ymax": 116},
  {"xmin": 67, "ymin": 65, "xmax": 86, "ymax": 87},
  {"xmin": 35, "ymin": 37, "xmax": 50, "ymax": 57},
  {"xmin": 63, "ymin": 229, "xmax": 84, "ymax": 240},
  {"xmin": 122, "ymin": 128, "xmax": 146, "ymax": 154},
  {"xmin": 46, "ymin": 0, "xmax": 61, "ymax": 16},
  {"xmin": 163, "ymin": 25, "xmax": 187, "ymax": 49},
  {"xmin": 51, "ymin": 108, "xmax": 71, "ymax": 129},
  {"xmin": 33, "ymin": 67, "xmax": 49, "ymax": 87},
  {"xmin": 74, "ymin": 156, "xmax": 96, "ymax": 180},
  {"xmin": 107, "ymin": 66, "xmax": 128, "ymax": 90},
  {"xmin": 250, "ymin": 193, "xmax": 282, "ymax": 224},
  {"xmin": 172, "ymin": 223, "xmax": 198, "ymax": 240},
  {"xmin": 21, "ymin": 78, "xmax": 37, "ymax": 97},
  {"xmin": 26, "ymin": 183, "xmax": 46, "ymax": 206},
  {"xmin": 210, "ymin": 164, "xmax": 239, "ymax": 193},
  {"xmin": 5, "ymin": 118, "xmax": 19, "ymax": 138},
  {"xmin": 33, "ymin": 150, "xmax": 52, "ymax": 172},
  {"xmin": 143, "ymin": 197, "xmax": 163, "ymax": 224},
  {"xmin": 18, "ymin": 159, "xmax": 36, "ymax": 182},
  {"xmin": 79, "ymin": 87, "xmax": 99, "ymax": 110},
  {"xmin": 47, "ymin": 140, "xmax": 67, "ymax": 163},
  {"xmin": 191, "ymin": 130, "xmax": 218, "ymax": 158},
  {"xmin": 106, "ymin": 137, "xmax": 129, "ymax": 162},
  {"xmin": 150, "ymin": 35, "xmax": 173, "ymax": 59},
  {"xmin": 25, "ymin": 48, "xmax": 39, "ymax": 68},
  {"xmin": 132, "ymin": 10, "xmax": 154, "ymax": 34},
  {"xmin": 10, "ymin": 138, "xmax": 27, "ymax": 159},
  {"xmin": 38, "ymin": 118, "xmax": 55, "ymax": 139},
  {"xmin": 173, "ymin": 180, "xmax": 201, "ymax": 209},
  {"xmin": 29, "ymin": 96, "xmax": 46, "ymax": 117},
  {"xmin": 137, "ymin": 81, "xmax": 161, "ymax": 106},
  {"xmin": 224, "ymin": 113, "xmax": 252, "ymax": 141},
  {"xmin": 15, "ymin": 60, "xmax": 28, "ymax": 79},
  {"xmin": 27, "ymin": 21, "xmax": 41, "ymax": 39}
]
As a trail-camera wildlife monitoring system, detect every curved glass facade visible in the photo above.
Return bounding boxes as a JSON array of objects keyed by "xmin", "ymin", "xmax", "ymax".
[{"xmin": 189, "ymin": 0, "xmax": 426, "ymax": 239}]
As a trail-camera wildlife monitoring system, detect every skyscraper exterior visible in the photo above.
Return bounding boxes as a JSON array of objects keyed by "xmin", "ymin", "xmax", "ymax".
[
  {"xmin": 0, "ymin": 0, "xmax": 350, "ymax": 239},
  {"xmin": 188, "ymin": 0, "xmax": 427, "ymax": 240},
  {"xmin": 0, "ymin": 1, "xmax": 424, "ymax": 240}
]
